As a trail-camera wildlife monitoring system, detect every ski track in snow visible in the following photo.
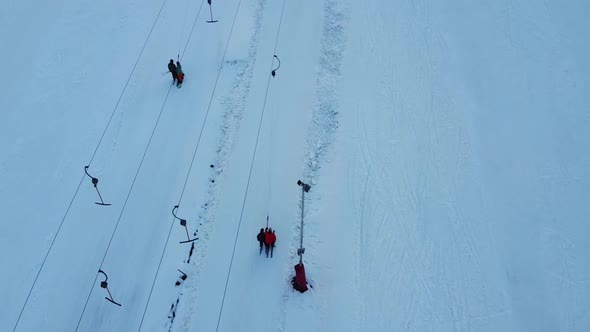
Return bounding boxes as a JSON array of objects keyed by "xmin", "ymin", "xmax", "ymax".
[
  {"xmin": 343, "ymin": 1, "xmax": 516, "ymax": 330},
  {"xmin": 173, "ymin": 0, "xmax": 267, "ymax": 330}
]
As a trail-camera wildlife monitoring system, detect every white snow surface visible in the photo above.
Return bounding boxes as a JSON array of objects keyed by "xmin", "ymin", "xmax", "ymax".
[{"xmin": 1, "ymin": 0, "xmax": 589, "ymax": 331}]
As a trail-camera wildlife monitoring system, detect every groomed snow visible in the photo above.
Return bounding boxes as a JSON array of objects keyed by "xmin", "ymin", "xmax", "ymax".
[{"xmin": 1, "ymin": 0, "xmax": 589, "ymax": 331}]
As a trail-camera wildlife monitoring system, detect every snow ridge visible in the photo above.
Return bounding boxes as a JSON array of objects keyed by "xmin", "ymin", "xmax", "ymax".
[
  {"xmin": 278, "ymin": 0, "xmax": 349, "ymax": 330},
  {"xmin": 304, "ymin": 0, "xmax": 348, "ymax": 185}
]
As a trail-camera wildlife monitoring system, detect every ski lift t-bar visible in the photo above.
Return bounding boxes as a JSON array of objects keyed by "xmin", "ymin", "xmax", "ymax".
[
  {"xmin": 84, "ymin": 166, "xmax": 111, "ymax": 206},
  {"xmin": 271, "ymin": 55, "xmax": 281, "ymax": 77},
  {"xmin": 206, "ymin": 0, "xmax": 219, "ymax": 23},
  {"xmin": 98, "ymin": 270, "xmax": 121, "ymax": 306},
  {"xmin": 172, "ymin": 205, "xmax": 198, "ymax": 244}
]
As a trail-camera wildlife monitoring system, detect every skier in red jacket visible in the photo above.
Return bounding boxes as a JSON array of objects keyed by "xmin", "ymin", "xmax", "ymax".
[{"xmin": 265, "ymin": 229, "xmax": 276, "ymax": 258}]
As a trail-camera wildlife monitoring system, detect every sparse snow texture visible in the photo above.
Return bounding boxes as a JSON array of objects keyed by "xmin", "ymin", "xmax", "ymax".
[{"xmin": 1, "ymin": 0, "xmax": 589, "ymax": 331}]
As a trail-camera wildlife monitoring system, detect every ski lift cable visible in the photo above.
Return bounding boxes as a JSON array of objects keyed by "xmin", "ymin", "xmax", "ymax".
[
  {"xmin": 266, "ymin": 58, "xmax": 280, "ymax": 219},
  {"xmin": 87, "ymin": 0, "xmax": 172, "ymax": 167},
  {"xmin": 76, "ymin": 0, "xmax": 207, "ymax": 323},
  {"xmin": 11, "ymin": 1, "xmax": 172, "ymax": 330},
  {"xmin": 265, "ymin": 89, "xmax": 272, "ymax": 221},
  {"xmin": 11, "ymin": 174, "xmax": 85, "ymax": 331},
  {"xmin": 215, "ymin": 0, "xmax": 288, "ymax": 331},
  {"xmin": 137, "ymin": 0, "xmax": 245, "ymax": 330},
  {"xmin": 180, "ymin": 0, "xmax": 207, "ymax": 62},
  {"xmin": 77, "ymin": 0, "xmax": 209, "ymax": 325},
  {"xmin": 16, "ymin": 0, "xmax": 203, "ymax": 329},
  {"xmin": 75, "ymin": 0, "xmax": 206, "ymax": 320},
  {"xmin": 177, "ymin": 0, "xmax": 190, "ymax": 57},
  {"xmin": 75, "ymin": 85, "xmax": 175, "ymax": 331}
]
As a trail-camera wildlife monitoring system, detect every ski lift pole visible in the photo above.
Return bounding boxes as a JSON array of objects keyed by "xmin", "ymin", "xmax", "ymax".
[
  {"xmin": 297, "ymin": 180, "xmax": 311, "ymax": 264},
  {"xmin": 299, "ymin": 186, "xmax": 304, "ymax": 264},
  {"xmin": 293, "ymin": 180, "xmax": 311, "ymax": 293}
]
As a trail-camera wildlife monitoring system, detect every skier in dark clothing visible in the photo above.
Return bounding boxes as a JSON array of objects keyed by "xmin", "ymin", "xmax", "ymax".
[
  {"xmin": 257, "ymin": 228, "xmax": 265, "ymax": 254},
  {"xmin": 168, "ymin": 59, "xmax": 177, "ymax": 84},
  {"xmin": 265, "ymin": 228, "xmax": 276, "ymax": 258}
]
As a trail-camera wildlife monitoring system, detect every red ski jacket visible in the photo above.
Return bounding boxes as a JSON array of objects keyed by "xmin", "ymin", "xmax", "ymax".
[{"xmin": 265, "ymin": 232, "xmax": 276, "ymax": 245}]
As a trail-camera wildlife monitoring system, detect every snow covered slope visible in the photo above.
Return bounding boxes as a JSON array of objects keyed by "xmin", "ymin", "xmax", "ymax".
[{"xmin": 1, "ymin": 0, "xmax": 589, "ymax": 331}]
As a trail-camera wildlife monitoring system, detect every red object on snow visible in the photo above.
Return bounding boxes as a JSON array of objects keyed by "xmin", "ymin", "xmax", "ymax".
[{"xmin": 293, "ymin": 263, "xmax": 308, "ymax": 293}]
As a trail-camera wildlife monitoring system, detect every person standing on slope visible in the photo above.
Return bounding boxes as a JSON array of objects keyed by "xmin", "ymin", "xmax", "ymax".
[
  {"xmin": 257, "ymin": 228, "xmax": 265, "ymax": 255},
  {"xmin": 263, "ymin": 227, "xmax": 271, "ymax": 257},
  {"xmin": 176, "ymin": 61, "xmax": 184, "ymax": 87},
  {"xmin": 265, "ymin": 228, "xmax": 276, "ymax": 258},
  {"xmin": 269, "ymin": 230, "xmax": 276, "ymax": 258},
  {"xmin": 168, "ymin": 59, "xmax": 177, "ymax": 84}
]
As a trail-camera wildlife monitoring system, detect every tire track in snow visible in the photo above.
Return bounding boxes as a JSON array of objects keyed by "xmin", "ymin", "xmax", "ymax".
[
  {"xmin": 357, "ymin": 174, "xmax": 370, "ymax": 330},
  {"xmin": 349, "ymin": 1, "xmax": 468, "ymax": 327},
  {"xmin": 354, "ymin": 106, "xmax": 402, "ymax": 329},
  {"xmin": 541, "ymin": 227, "xmax": 590, "ymax": 331},
  {"xmin": 349, "ymin": 167, "xmax": 371, "ymax": 331},
  {"xmin": 399, "ymin": 1, "xmax": 508, "ymax": 327},
  {"xmin": 171, "ymin": 0, "xmax": 268, "ymax": 330},
  {"xmin": 412, "ymin": 1, "xmax": 496, "ymax": 328},
  {"xmin": 354, "ymin": 68, "xmax": 437, "ymax": 329}
]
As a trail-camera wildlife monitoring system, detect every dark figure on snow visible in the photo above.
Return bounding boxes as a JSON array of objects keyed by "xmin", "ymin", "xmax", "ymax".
[
  {"xmin": 257, "ymin": 228, "xmax": 265, "ymax": 254},
  {"xmin": 176, "ymin": 61, "xmax": 184, "ymax": 87},
  {"xmin": 265, "ymin": 228, "xmax": 276, "ymax": 258},
  {"xmin": 168, "ymin": 59, "xmax": 177, "ymax": 83}
]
